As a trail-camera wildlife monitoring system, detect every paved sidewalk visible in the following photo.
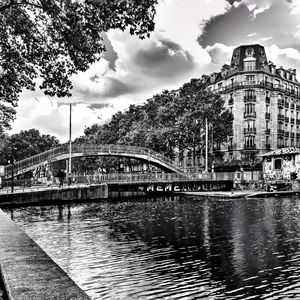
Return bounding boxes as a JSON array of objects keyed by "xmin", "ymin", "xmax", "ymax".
[{"xmin": 0, "ymin": 209, "xmax": 91, "ymax": 300}]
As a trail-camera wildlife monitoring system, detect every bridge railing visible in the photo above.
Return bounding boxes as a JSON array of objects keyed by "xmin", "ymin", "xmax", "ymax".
[
  {"xmin": 4, "ymin": 144, "xmax": 183, "ymax": 176},
  {"xmin": 1, "ymin": 172, "xmax": 234, "ymax": 193}
]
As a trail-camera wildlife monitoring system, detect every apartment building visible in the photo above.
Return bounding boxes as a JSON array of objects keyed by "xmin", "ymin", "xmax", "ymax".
[{"xmin": 205, "ymin": 44, "xmax": 300, "ymax": 161}]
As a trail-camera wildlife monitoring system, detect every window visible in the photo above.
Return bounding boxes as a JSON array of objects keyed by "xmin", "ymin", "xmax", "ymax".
[
  {"xmin": 274, "ymin": 159, "xmax": 282, "ymax": 170},
  {"xmin": 266, "ymin": 136, "xmax": 270, "ymax": 144},
  {"xmin": 245, "ymin": 75, "xmax": 255, "ymax": 83},
  {"xmin": 244, "ymin": 60, "xmax": 256, "ymax": 71},
  {"xmin": 285, "ymin": 109, "xmax": 288, "ymax": 117},
  {"xmin": 292, "ymin": 139, "xmax": 295, "ymax": 147},
  {"xmin": 245, "ymin": 103, "xmax": 255, "ymax": 114},
  {"xmin": 245, "ymin": 90, "xmax": 255, "ymax": 99},
  {"xmin": 266, "ymin": 121, "xmax": 269, "ymax": 129},
  {"xmin": 278, "ymin": 122, "xmax": 284, "ymax": 130},
  {"xmin": 246, "ymin": 120, "xmax": 255, "ymax": 129},
  {"xmin": 266, "ymin": 105, "xmax": 270, "ymax": 113},
  {"xmin": 245, "ymin": 136, "xmax": 255, "ymax": 147}
]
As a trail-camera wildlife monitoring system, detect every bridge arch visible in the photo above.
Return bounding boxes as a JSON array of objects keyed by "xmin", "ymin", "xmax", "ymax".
[{"xmin": 4, "ymin": 144, "xmax": 183, "ymax": 178}]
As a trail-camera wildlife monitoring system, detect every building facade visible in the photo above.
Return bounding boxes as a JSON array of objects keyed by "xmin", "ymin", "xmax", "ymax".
[{"xmin": 206, "ymin": 44, "xmax": 300, "ymax": 162}]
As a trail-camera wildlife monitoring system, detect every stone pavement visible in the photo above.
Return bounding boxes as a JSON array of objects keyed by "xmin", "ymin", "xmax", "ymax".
[{"xmin": 0, "ymin": 210, "xmax": 91, "ymax": 300}]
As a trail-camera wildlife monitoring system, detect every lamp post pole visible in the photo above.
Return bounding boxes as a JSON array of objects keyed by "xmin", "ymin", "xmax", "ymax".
[
  {"xmin": 205, "ymin": 118, "xmax": 208, "ymax": 172},
  {"xmin": 69, "ymin": 103, "xmax": 72, "ymax": 174}
]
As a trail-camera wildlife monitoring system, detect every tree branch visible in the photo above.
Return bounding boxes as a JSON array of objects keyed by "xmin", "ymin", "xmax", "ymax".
[{"xmin": 0, "ymin": 0, "xmax": 15, "ymax": 12}]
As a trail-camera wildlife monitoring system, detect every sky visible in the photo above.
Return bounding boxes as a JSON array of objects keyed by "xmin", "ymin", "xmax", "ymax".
[{"xmin": 10, "ymin": 0, "xmax": 300, "ymax": 142}]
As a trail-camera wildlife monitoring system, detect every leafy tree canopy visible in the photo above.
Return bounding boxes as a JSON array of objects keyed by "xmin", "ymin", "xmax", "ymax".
[
  {"xmin": 80, "ymin": 78, "xmax": 233, "ymax": 165},
  {"xmin": 0, "ymin": 0, "xmax": 158, "ymax": 131},
  {"xmin": 0, "ymin": 128, "xmax": 60, "ymax": 163}
]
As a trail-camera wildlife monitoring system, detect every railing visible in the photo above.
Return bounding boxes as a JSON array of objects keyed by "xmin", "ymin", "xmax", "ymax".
[
  {"xmin": 244, "ymin": 112, "xmax": 256, "ymax": 118},
  {"xmin": 278, "ymin": 114, "xmax": 284, "ymax": 121},
  {"xmin": 244, "ymin": 127, "xmax": 256, "ymax": 134},
  {"xmin": 1, "ymin": 172, "xmax": 235, "ymax": 193},
  {"xmin": 4, "ymin": 144, "xmax": 184, "ymax": 176},
  {"xmin": 265, "ymin": 97, "xmax": 270, "ymax": 104},
  {"xmin": 284, "ymin": 102, "xmax": 289, "ymax": 108},
  {"xmin": 243, "ymin": 144, "xmax": 257, "ymax": 150},
  {"xmin": 278, "ymin": 100, "xmax": 284, "ymax": 107},
  {"xmin": 213, "ymin": 81, "xmax": 300, "ymax": 99},
  {"xmin": 291, "ymin": 104, "xmax": 295, "ymax": 110},
  {"xmin": 244, "ymin": 96, "xmax": 256, "ymax": 103},
  {"xmin": 278, "ymin": 129, "xmax": 284, "ymax": 135}
]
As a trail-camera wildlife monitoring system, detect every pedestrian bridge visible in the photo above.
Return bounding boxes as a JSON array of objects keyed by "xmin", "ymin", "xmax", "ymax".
[{"xmin": 4, "ymin": 144, "xmax": 183, "ymax": 178}]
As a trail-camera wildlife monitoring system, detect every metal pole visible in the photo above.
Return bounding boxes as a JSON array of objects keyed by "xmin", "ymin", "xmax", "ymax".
[
  {"xmin": 205, "ymin": 118, "xmax": 208, "ymax": 172},
  {"xmin": 69, "ymin": 103, "xmax": 72, "ymax": 174},
  {"xmin": 11, "ymin": 160, "xmax": 14, "ymax": 193}
]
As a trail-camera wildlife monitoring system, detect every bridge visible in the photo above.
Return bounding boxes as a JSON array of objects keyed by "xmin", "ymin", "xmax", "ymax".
[{"xmin": 4, "ymin": 144, "xmax": 184, "ymax": 178}]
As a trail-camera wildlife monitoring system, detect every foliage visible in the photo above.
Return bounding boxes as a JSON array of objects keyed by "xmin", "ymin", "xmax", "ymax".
[
  {"xmin": 0, "ymin": 0, "xmax": 158, "ymax": 131},
  {"xmin": 0, "ymin": 128, "xmax": 60, "ymax": 163},
  {"xmin": 80, "ymin": 78, "xmax": 233, "ymax": 166}
]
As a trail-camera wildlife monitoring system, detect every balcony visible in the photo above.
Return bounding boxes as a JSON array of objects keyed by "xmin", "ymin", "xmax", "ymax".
[
  {"xmin": 244, "ymin": 127, "xmax": 256, "ymax": 134},
  {"xmin": 265, "ymin": 128, "xmax": 271, "ymax": 134},
  {"xmin": 244, "ymin": 144, "xmax": 257, "ymax": 150},
  {"xmin": 285, "ymin": 131, "xmax": 290, "ymax": 137},
  {"xmin": 278, "ymin": 129, "xmax": 284, "ymax": 135},
  {"xmin": 215, "ymin": 81, "xmax": 300, "ymax": 100},
  {"xmin": 285, "ymin": 117, "xmax": 289, "ymax": 123},
  {"xmin": 278, "ymin": 99, "xmax": 284, "ymax": 107},
  {"xmin": 291, "ymin": 118, "xmax": 295, "ymax": 124},
  {"xmin": 285, "ymin": 102, "xmax": 289, "ymax": 108},
  {"xmin": 244, "ymin": 95, "xmax": 256, "ymax": 103},
  {"xmin": 278, "ymin": 114, "xmax": 284, "ymax": 121},
  {"xmin": 265, "ymin": 96, "xmax": 270, "ymax": 104},
  {"xmin": 265, "ymin": 112, "xmax": 270, "ymax": 119},
  {"xmin": 244, "ymin": 112, "xmax": 256, "ymax": 119},
  {"xmin": 228, "ymin": 98, "xmax": 234, "ymax": 106},
  {"xmin": 266, "ymin": 144, "xmax": 271, "ymax": 150},
  {"xmin": 291, "ymin": 132, "xmax": 295, "ymax": 138},
  {"xmin": 291, "ymin": 103, "xmax": 295, "ymax": 110}
]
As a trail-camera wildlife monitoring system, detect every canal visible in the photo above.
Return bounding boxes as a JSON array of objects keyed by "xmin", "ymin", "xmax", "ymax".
[{"xmin": 4, "ymin": 195, "xmax": 300, "ymax": 299}]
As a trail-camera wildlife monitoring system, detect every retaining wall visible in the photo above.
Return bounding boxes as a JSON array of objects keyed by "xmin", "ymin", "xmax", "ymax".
[{"xmin": 0, "ymin": 209, "xmax": 91, "ymax": 300}]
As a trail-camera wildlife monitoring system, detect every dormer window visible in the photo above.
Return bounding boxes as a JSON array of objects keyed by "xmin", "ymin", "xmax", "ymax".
[{"xmin": 244, "ymin": 60, "xmax": 256, "ymax": 71}]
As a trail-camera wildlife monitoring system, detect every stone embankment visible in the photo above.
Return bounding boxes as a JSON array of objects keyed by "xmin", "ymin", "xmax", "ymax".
[
  {"xmin": 0, "ymin": 184, "xmax": 108, "ymax": 206},
  {"xmin": 0, "ymin": 209, "xmax": 91, "ymax": 300}
]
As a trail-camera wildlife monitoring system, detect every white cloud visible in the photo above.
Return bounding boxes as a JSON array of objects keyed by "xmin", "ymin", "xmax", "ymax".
[{"xmin": 289, "ymin": 0, "xmax": 300, "ymax": 15}]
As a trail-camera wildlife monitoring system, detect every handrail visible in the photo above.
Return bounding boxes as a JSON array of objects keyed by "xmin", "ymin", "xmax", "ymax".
[{"xmin": 4, "ymin": 144, "xmax": 184, "ymax": 176}]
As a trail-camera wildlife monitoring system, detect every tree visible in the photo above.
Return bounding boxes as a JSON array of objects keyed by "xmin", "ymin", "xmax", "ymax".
[
  {"xmin": 0, "ymin": 129, "xmax": 60, "ymax": 163},
  {"xmin": 0, "ymin": 0, "xmax": 158, "ymax": 131},
  {"xmin": 79, "ymin": 78, "xmax": 233, "ymax": 171}
]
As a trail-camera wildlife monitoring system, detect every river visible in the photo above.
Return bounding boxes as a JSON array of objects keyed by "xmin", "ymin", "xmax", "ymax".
[{"xmin": 5, "ymin": 195, "xmax": 300, "ymax": 299}]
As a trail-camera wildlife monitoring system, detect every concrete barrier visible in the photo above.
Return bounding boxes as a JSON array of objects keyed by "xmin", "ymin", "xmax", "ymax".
[
  {"xmin": 0, "ymin": 184, "xmax": 108, "ymax": 206},
  {"xmin": 0, "ymin": 210, "xmax": 91, "ymax": 300}
]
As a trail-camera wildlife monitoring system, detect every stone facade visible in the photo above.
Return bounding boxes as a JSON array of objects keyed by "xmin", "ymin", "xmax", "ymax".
[{"xmin": 206, "ymin": 44, "xmax": 300, "ymax": 162}]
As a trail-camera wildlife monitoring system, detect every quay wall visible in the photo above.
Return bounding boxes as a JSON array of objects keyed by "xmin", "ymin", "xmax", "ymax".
[
  {"xmin": 0, "ymin": 209, "xmax": 91, "ymax": 300},
  {"xmin": 0, "ymin": 184, "xmax": 108, "ymax": 206}
]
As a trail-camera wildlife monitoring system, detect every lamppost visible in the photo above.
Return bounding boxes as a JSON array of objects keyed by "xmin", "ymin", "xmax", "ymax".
[{"xmin": 8, "ymin": 138, "xmax": 17, "ymax": 193}]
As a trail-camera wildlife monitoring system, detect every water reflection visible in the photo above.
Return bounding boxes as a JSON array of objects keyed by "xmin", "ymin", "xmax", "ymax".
[{"xmin": 6, "ymin": 195, "xmax": 300, "ymax": 299}]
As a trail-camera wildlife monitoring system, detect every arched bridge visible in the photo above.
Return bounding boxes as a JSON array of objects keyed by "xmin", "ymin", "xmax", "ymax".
[{"xmin": 4, "ymin": 144, "xmax": 183, "ymax": 177}]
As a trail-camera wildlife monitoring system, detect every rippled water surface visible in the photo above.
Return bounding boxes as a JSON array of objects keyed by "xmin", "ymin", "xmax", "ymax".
[{"xmin": 6, "ymin": 195, "xmax": 300, "ymax": 299}]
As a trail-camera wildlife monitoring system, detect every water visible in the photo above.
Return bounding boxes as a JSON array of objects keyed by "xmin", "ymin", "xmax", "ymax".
[{"xmin": 5, "ymin": 195, "xmax": 300, "ymax": 299}]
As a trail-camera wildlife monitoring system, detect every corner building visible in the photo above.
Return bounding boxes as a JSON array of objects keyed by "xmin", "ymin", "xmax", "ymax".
[{"xmin": 206, "ymin": 44, "xmax": 300, "ymax": 161}]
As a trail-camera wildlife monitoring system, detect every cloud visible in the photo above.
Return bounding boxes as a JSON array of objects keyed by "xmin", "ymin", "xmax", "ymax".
[
  {"xmin": 205, "ymin": 43, "xmax": 234, "ymax": 66},
  {"xmin": 199, "ymin": 0, "xmax": 300, "ymax": 50}
]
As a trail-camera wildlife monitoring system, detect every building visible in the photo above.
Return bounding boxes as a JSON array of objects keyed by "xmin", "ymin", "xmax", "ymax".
[
  {"xmin": 262, "ymin": 147, "xmax": 300, "ymax": 181},
  {"xmin": 205, "ymin": 44, "xmax": 300, "ymax": 162}
]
